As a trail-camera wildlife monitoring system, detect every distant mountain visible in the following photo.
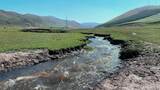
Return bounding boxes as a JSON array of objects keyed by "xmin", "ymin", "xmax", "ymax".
[
  {"xmin": 80, "ymin": 22, "xmax": 100, "ymax": 28},
  {"xmin": 98, "ymin": 5, "xmax": 160, "ymax": 27},
  {"xmin": 0, "ymin": 10, "xmax": 80, "ymax": 28}
]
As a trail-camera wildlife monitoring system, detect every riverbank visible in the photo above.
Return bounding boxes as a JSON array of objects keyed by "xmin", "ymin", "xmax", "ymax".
[
  {"xmin": 94, "ymin": 40, "xmax": 160, "ymax": 90},
  {"xmin": 0, "ymin": 36, "xmax": 121, "ymax": 90},
  {"xmin": 0, "ymin": 44, "xmax": 86, "ymax": 72},
  {"xmin": 0, "ymin": 28, "xmax": 89, "ymax": 72}
]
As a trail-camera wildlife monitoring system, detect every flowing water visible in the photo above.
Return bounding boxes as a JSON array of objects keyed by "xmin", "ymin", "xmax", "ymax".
[{"xmin": 0, "ymin": 37, "xmax": 121, "ymax": 90}]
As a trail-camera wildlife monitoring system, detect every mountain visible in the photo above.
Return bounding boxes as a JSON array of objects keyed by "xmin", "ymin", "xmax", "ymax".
[
  {"xmin": 98, "ymin": 5, "xmax": 160, "ymax": 27},
  {"xmin": 80, "ymin": 22, "xmax": 99, "ymax": 28},
  {"xmin": 0, "ymin": 10, "xmax": 80, "ymax": 28}
]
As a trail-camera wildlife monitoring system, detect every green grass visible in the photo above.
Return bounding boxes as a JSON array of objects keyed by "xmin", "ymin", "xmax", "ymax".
[
  {"xmin": 72, "ymin": 27, "xmax": 160, "ymax": 45},
  {"xmin": 0, "ymin": 28, "xmax": 87, "ymax": 52},
  {"xmin": 1, "ymin": 26, "xmax": 160, "ymax": 52}
]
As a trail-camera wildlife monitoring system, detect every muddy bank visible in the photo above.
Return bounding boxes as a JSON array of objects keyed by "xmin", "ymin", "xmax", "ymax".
[
  {"xmin": 93, "ymin": 41, "xmax": 160, "ymax": 90},
  {"xmin": 0, "ymin": 44, "xmax": 86, "ymax": 72}
]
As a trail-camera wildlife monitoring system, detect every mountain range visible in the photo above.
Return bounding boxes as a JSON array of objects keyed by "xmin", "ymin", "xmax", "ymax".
[
  {"xmin": 80, "ymin": 22, "xmax": 100, "ymax": 28},
  {"xmin": 98, "ymin": 5, "xmax": 160, "ymax": 27},
  {"xmin": 3, "ymin": 5, "xmax": 159, "ymax": 29},
  {"xmin": 0, "ymin": 10, "xmax": 99, "ymax": 28}
]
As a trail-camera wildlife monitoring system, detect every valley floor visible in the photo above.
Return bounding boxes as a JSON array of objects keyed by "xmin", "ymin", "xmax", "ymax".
[{"xmin": 1, "ymin": 27, "xmax": 160, "ymax": 90}]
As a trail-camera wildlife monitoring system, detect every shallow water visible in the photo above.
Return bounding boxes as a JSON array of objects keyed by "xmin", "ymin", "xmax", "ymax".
[{"xmin": 0, "ymin": 37, "xmax": 121, "ymax": 90}]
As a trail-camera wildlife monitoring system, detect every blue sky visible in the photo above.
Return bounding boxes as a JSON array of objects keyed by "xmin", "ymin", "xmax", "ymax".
[{"xmin": 0, "ymin": 0, "xmax": 160, "ymax": 23}]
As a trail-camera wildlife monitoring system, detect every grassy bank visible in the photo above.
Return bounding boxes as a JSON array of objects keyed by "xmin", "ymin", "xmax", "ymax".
[
  {"xmin": 0, "ymin": 28, "xmax": 87, "ymax": 52},
  {"xmin": 71, "ymin": 26, "xmax": 160, "ymax": 59},
  {"xmin": 72, "ymin": 27, "xmax": 160, "ymax": 45}
]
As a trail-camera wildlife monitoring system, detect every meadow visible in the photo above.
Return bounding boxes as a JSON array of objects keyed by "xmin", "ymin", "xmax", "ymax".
[
  {"xmin": 0, "ymin": 27, "xmax": 86, "ymax": 52},
  {"xmin": 72, "ymin": 26, "xmax": 160, "ymax": 45},
  {"xmin": 0, "ymin": 26, "xmax": 160, "ymax": 52}
]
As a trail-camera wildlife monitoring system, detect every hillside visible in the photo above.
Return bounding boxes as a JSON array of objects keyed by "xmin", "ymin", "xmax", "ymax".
[
  {"xmin": 0, "ymin": 10, "xmax": 80, "ymax": 28},
  {"xmin": 130, "ymin": 13, "xmax": 160, "ymax": 24},
  {"xmin": 98, "ymin": 5, "xmax": 160, "ymax": 27}
]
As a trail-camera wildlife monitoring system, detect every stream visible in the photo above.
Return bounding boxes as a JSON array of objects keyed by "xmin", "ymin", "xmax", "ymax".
[{"xmin": 0, "ymin": 37, "xmax": 121, "ymax": 90}]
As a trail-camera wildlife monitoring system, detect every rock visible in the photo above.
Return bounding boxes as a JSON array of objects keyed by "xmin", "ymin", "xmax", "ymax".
[
  {"xmin": 33, "ymin": 59, "xmax": 39, "ymax": 64},
  {"xmin": 4, "ymin": 79, "xmax": 16, "ymax": 88}
]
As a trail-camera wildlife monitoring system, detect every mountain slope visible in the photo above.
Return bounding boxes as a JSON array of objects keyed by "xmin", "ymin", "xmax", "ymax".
[
  {"xmin": 113, "ymin": 13, "xmax": 160, "ymax": 26},
  {"xmin": 130, "ymin": 13, "xmax": 160, "ymax": 24},
  {"xmin": 98, "ymin": 5, "xmax": 160, "ymax": 27},
  {"xmin": 0, "ymin": 10, "xmax": 80, "ymax": 28}
]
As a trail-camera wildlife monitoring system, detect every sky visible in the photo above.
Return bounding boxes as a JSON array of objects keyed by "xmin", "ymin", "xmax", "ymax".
[{"xmin": 0, "ymin": 0, "xmax": 160, "ymax": 23}]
